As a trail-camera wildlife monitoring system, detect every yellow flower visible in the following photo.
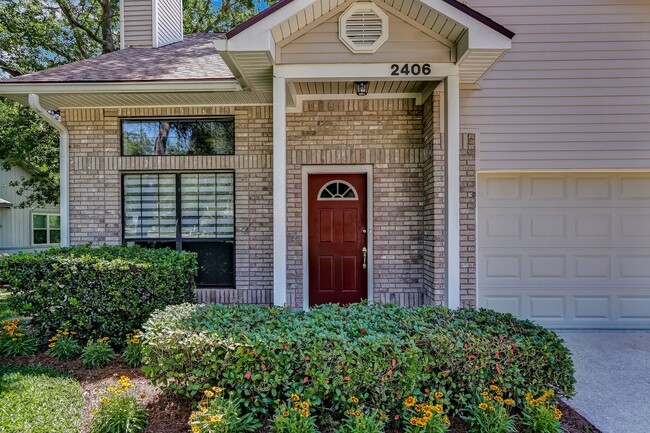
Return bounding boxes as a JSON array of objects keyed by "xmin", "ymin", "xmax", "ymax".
[
  {"xmin": 300, "ymin": 411, "xmax": 309, "ymax": 417},
  {"xmin": 191, "ymin": 425, "xmax": 200, "ymax": 433},
  {"xmin": 204, "ymin": 390, "xmax": 214, "ymax": 398},
  {"xmin": 291, "ymin": 393, "xmax": 300, "ymax": 401},
  {"xmin": 443, "ymin": 416, "xmax": 451, "ymax": 425},
  {"xmin": 504, "ymin": 399, "xmax": 515, "ymax": 406},
  {"xmin": 91, "ymin": 409, "xmax": 99, "ymax": 415},
  {"xmin": 301, "ymin": 401, "xmax": 310, "ymax": 410},
  {"xmin": 350, "ymin": 396, "xmax": 359, "ymax": 403},
  {"xmin": 100, "ymin": 397, "xmax": 111, "ymax": 405},
  {"xmin": 404, "ymin": 396, "xmax": 417, "ymax": 407},
  {"xmin": 434, "ymin": 391, "xmax": 444, "ymax": 399},
  {"xmin": 48, "ymin": 343, "xmax": 56, "ymax": 348},
  {"xmin": 494, "ymin": 396, "xmax": 504, "ymax": 403},
  {"xmin": 354, "ymin": 411, "xmax": 361, "ymax": 417},
  {"xmin": 433, "ymin": 404, "xmax": 443, "ymax": 414},
  {"xmin": 489, "ymin": 385, "xmax": 500, "ymax": 392},
  {"xmin": 478, "ymin": 403, "xmax": 488, "ymax": 410},
  {"xmin": 211, "ymin": 386, "xmax": 222, "ymax": 393},
  {"xmin": 530, "ymin": 399, "xmax": 539, "ymax": 407},
  {"xmin": 283, "ymin": 411, "xmax": 290, "ymax": 417}
]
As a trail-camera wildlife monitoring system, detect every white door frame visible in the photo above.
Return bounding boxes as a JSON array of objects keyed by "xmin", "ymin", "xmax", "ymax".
[{"xmin": 302, "ymin": 164, "xmax": 374, "ymax": 310}]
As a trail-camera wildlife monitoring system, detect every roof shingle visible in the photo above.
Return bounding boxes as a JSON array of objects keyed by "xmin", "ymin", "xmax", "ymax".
[{"xmin": 4, "ymin": 33, "xmax": 234, "ymax": 84}]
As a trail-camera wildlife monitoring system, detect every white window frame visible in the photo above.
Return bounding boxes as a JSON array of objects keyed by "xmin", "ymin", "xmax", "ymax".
[
  {"xmin": 338, "ymin": 2, "xmax": 389, "ymax": 54},
  {"xmin": 31, "ymin": 213, "xmax": 61, "ymax": 246}
]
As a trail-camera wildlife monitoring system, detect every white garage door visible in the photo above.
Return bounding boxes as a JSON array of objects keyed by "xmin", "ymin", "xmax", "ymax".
[{"xmin": 478, "ymin": 173, "xmax": 650, "ymax": 329}]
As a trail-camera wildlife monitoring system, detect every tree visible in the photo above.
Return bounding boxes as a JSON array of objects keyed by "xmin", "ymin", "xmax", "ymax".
[{"xmin": 0, "ymin": 0, "xmax": 270, "ymax": 207}]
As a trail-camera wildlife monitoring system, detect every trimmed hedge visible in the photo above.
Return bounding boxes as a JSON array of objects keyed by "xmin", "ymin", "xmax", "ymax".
[
  {"xmin": 142, "ymin": 303, "xmax": 575, "ymax": 425},
  {"xmin": 0, "ymin": 245, "xmax": 197, "ymax": 342}
]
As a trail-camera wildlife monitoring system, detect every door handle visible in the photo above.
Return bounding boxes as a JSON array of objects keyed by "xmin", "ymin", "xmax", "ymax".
[{"xmin": 362, "ymin": 247, "xmax": 367, "ymax": 270}]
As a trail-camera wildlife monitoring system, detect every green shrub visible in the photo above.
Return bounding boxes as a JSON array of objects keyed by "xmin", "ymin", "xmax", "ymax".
[
  {"xmin": 0, "ymin": 319, "xmax": 38, "ymax": 357},
  {"xmin": 47, "ymin": 329, "xmax": 83, "ymax": 360},
  {"xmin": 90, "ymin": 375, "xmax": 148, "ymax": 433},
  {"xmin": 82, "ymin": 337, "xmax": 116, "ymax": 368},
  {"xmin": 122, "ymin": 329, "xmax": 144, "ymax": 367},
  {"xmin": 0, "ymin": 364, "xmax": 83, "ymax": 433},
  {"xmin": 0, "ymin": 245, "xmax": 197, "ymax": 342},
  {"xmin": 142, "ymin": 303, "xmax": 575, "ymax": 426}
]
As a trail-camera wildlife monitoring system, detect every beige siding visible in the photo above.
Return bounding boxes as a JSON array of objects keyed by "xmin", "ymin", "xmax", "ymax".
[
  {"xmin": 279, "ymin": 6, "xmax": 453, "ymax": 64},
  {"xmin": 123, "ymin": 0, "xmax": 153, "ymax": 48},
  {"xmin": 0, "ymin": 165, "xmax": 59, "ymax": 252},
  {"xmin": 461, "ymin": 0, "xmax": 650, "ymax": 170},
  {"xmin": 155, "ymin": 0, "xmax": 183, "ymax": 47}
]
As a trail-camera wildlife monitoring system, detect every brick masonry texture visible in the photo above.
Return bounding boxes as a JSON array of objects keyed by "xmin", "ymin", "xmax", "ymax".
[
  {"xmin": 62, "ymin": 106, "xmax": 274, "ymax": 304},
  {"xmin": 61, "ymin": 98, "xmax": 477, "ymax": 308}
]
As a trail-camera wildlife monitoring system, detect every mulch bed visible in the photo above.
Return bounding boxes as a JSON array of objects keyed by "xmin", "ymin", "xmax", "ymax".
[{"xmin": 1, "ymin": 355, "xmax": 600, "ymax": 433}]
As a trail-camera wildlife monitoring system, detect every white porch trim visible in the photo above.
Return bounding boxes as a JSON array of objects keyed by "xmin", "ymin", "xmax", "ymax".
[
  {"xmin": 274, "ymin": 63, "xmax": 458, "ymax": 81},
  {"xmin": 444, "ymin": 73, "xmax": 461, "ymax": 309},
  {"xmin": 273, "ymin": 75, "xmax": 288, "ymax": 306},
  {"xmin": 301, "ymin": 165, "xmax": 374, "ymax": 311}
]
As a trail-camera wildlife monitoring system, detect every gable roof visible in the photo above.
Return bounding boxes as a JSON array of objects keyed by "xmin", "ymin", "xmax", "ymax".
[
  {"xmin": 0, "ymin": 198, "xmax": 11, "ymax": 208},
  {"xmin": 226, "ymin": 0, "xmax": 514, "ymax": 40},
  {"xmin": 5, "ymin": 33, "xmax": 233, "ymax": 84}
]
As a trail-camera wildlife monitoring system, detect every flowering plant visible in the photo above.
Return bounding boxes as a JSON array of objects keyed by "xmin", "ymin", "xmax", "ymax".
[
  {"xmin": 123, "ymin": 329, "xmax": 143, "ymax": 367},
  {"xmin": 402, "ymin": 393, "xmax": 450, "ymax": 433},
  {"xmin": 189, "ymin": 387, "xmax": 261, "ymax": 433},
  {"xmin": 89, "ymin": 375, "xmax": 148, "ymax": 433},
  {"xmin": 0, "ymin": 319, "xmax": 38, "ymax": 357},
  {"xmin": 521, "ymin": 390, "xmax": 563, "ymax": 433},
  {"xmin": 47, "ymin": 328, "xmax": 82, "ymax": 360},
  {"xmin": 271, "ymin": 393, "xmax": 318, "ymax": 433},
  {"xmin": 334, "ymin": 396, "xmax": 386, "ymax": 433},
  {"xmin": 82, "ymin": 337, "xmax": 116, "ymax": 368},
  {"xmin": 462, "ymin": 386, "xmax": 517, "ymax": 433}
]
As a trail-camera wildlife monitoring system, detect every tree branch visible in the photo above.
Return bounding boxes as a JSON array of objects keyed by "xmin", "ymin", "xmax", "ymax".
[{"xmin": 0, "ymin": 59, "xmax": 23, "ymax": 77}]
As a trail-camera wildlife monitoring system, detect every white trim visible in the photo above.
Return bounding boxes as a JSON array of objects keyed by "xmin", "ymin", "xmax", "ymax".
[
  {"xmin": 317, "ymin": 180, "xmax": 359, "ymax": 200},
  {"xmin": 57, "ymin": 103, "xmax": 273, "ymax": 110},
  {"xmin": 28, "ymin": 94, "xmax": 69, "ymax": 247},
  {"xmin": 444, "ymin": 73, "xmax": 460, "ymax": 309},
  {"xmin": 301, "ymin": 165, "xmax": 374, "ymax": 311},
  {"xmin": 273, "ymin": 76, "xmax": 288, "ymax": 306},
  {"xmin": 30, "ymin": 212, "xmax": 61, "ymax": 247},
  {"xmin": 275, "ymin": 63, "xmax": 457, "ymax": 81},
  {"xmin": 152, "ymin": 0, "xmax": 159, "ymax": 48},
  {"xmin": 1, "ymin": 81, "xmax": 242, "ymax": 95},
  {"xmin": 119, "ymin": 0, "xmax": 125, "ymax": 49}
]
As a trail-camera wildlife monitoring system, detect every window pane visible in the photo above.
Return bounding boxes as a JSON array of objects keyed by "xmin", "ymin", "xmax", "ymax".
[
  {"xmin": 182, "ymin": 241, "xmax": 234, "ymax": 287},
  {"xmin": 33, "ymin": 229, "xmax": 47, "ymax": 244},
  {"xmin": 49, "ymin": 215, "xmax": 61, "ymax": 229},
  {"xmin": 50, "ymin": 230, "xmax": 61, "ymax": 244},
  {"xmin": 122, "ymin": 119, "xmax": 234, "ymax": 156},
  {"xmin": 33, "ymin": 214, "xmax": 47, "ymax": 229},
  {"xmin": 181, "ymin": 173, "xmax": 234, "ymax": 239},
  {"xmin": 124, "ymin": 174, "xmax": 176, "ymax": 239}
]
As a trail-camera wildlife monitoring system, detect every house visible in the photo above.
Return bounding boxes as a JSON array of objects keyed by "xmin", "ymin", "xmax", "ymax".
[
  {"xmin": 0, "ymin": 164, "xmax": 60, "ymax": 253},
  {"xmin": 0, "ymin": 0, "xmax": 648, "ymax": 329}
]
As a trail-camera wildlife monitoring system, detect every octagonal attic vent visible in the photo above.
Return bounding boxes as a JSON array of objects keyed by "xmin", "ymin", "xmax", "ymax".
[{"xmin": 339, "ymin": 3, "xmax": 389, "ymax": 53}]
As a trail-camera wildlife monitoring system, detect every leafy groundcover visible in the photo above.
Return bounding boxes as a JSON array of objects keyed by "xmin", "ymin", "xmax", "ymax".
[{"xmin": 142, "ymin": 302, "xmax": 575, "ymax": 430}]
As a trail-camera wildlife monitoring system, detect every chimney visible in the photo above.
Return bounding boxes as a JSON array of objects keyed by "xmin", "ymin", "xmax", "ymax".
[{"xmin": 120, "ymin": 0, "xmax": 183, "ymax": 49}]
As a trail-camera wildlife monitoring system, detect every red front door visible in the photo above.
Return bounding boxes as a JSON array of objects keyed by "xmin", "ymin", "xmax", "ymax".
[{"xmin": 308, "ymin": 173, "xmax": 368, "ymax": 306}]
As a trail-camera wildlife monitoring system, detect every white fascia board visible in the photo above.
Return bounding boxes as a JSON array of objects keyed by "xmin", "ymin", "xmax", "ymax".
[
  {"xmin": 418, "ymin": 0, "xmax": 511, "ymax": 50},
  {"xmin": 275, "ymin": 63, "xmax": 458, "ymax": 80},
  {"xmin": 0, "ymin": 80, "xmax": 242, "ymax": 95}
]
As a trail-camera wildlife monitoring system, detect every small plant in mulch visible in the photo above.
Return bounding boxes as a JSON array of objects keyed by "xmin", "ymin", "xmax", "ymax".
[
  {"xmin": 47, "ymin": 328, "xmax": 83, "ymax": 360},
  {"xmin": 0, "ymin": 318, "xmax": 38, "ymax": 357},
  {"xmin": 401, "ymin": 393, "xmax": 451, "ymax": 433},
  {"xmin": 188, "ymin": 387, "xmax": 261, "ymax": 433},
  {"xmin": 122, "ymin": 329, "xmax": 144, "ymax": 367},
  {"xmin": 90, "ymin": 375, "xmax": 148, "ymax": 433},
  {"xmin": 334, "ymin": 396, "xmax": 387, "ymax": 433},
  {"xmin": 520, "ymin": 390, "xmax": 563, "ymax": 433},
  {"xmin": 271, "ymin": 393, "xmax": 318, "ymax": 433},
  {"xmin": 461, "ymin": 386, "xmax": 517, "ymax": 433},
  {"xmin": 82, "ymin": 337, "xmax": 116, "ymax": 368}
]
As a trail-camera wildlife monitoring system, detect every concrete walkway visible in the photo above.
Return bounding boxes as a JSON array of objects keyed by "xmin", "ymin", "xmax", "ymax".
[{"xmin": 558, "ymin": 331, "xmax": 650, "ymax": 433}]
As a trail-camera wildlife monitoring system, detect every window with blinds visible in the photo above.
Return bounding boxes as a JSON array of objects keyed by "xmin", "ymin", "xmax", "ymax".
[{"xmin": 123, "ymin": 173, "xmax": 235, "ymax": 287}]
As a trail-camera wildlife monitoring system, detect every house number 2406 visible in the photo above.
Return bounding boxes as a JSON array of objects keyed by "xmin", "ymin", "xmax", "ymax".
[{"xmin": 390, "ymin": 63, "xmax": 431, "ymax": 76}]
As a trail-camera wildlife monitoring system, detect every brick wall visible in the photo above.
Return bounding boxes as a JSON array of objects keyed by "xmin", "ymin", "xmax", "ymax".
[
  {"xmin": 61, "ymin": 106, "xmax": 274, "ymax": 304},
  {"xmin": 286, "ymin": 99, "xmax": 426, "ymax": 308},
  {"xmin": 460, "ymin": 133, "xmax": 477, "ymax": 307}
]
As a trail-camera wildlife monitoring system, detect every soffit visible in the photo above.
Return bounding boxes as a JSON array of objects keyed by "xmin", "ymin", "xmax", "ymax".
[
  {"xmin": 6, "ymin": 91, "xmax": 272, "ymax": 110},
  {"xmin": 294, "ymin": 80, "xmax": 430, "ymax": 94}
]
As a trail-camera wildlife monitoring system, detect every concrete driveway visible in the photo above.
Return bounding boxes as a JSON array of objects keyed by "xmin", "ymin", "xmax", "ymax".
[{"xmin": 558, "ymin": 331, "xmax": 650, "ymax": 433}]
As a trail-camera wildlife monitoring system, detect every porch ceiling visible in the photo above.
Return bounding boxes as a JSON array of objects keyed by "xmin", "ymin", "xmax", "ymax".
[{"xmin": 294, "ymin": 80, "xmax": 431, "ymax": 95}]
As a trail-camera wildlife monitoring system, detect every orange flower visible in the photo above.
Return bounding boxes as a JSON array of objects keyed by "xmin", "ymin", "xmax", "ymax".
[{"xmin": 404, "ymin": 396, "xmax": 417, "ymax": 407}]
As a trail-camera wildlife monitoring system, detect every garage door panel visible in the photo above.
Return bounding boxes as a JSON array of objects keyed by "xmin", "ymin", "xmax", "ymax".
[{"xmin": 479, "ymin": 173, "xmax": 650, "ymax": 328}]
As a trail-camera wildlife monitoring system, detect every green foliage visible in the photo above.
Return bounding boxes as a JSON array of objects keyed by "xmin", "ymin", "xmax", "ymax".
[
  {"xmin": 189, "ymin": 387, "xmax": 262, "ymax": 433},
  {"xmin": 271, "ymin": 396, "xmax": 318, "ymax": 433},
  {"xmin": 82, "ymin": 337, "xmax": 116, "ymax": 368},
  {"xmin": 90, "ymin": 375, "xmax": 148, "ymax": 433},
  {"xmin": 520, "ymin": 390, "xmax": 563, "ymax": 433},
  {"xmin": 122, "ymin": 329, "xmax": 144, "ymax": 367},
  {"xmin": 142, "ymin": 303, "xmax": 575, "ymax": 426},
  {"xmin": 0, "ymin": 364, "xmax": 83, "ymax": 433},
  {"xmin": 47, "ymin": 329, "xmax": 83, "ymax": 360},
  {"xmin": 0, "ymin": 318, "xmax": 38, "ymax": 357},
  {"xmin": 0, "ymin": 244, "xmax": 197, "ymax": 342},
  {"xmin": 0, "ymin": 289, "xmax": 17, "ymax": 321}
]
